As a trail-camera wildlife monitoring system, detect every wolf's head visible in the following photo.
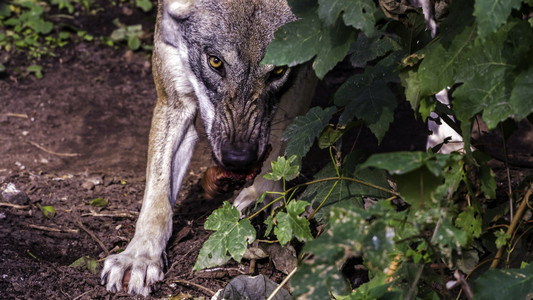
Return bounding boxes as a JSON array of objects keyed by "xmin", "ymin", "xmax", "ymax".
[{"xmin": 157, "ymin": 0, "xmax": 295, "ymax": 174}]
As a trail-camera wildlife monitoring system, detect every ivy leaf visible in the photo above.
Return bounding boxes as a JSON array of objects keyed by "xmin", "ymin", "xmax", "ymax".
[
  {"xmin": 473, "ymin": 263, "xmax": 533, "ymax": 300},
  {"xmin": 283, "ymin": 106, "xmax": 336, "ymax": 161},
  {"xmin": 194, "ymin": 202, "xmax": 256, "ymax": 270},
  {"xmin": 264, "ymin": 155, "xmax": 300, "ymax": 181},
  {"xmin": 473, "ymin": 0, "xmax": 521, "ymax": 41},
  {"xmin": 274, "ymin": 200, "xmax": 313, "ymax": 245}
]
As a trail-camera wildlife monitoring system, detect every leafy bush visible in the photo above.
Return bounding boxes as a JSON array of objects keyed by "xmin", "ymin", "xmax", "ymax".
[
  {"xmin": 198, "ymin": 0, "xmax": 533, "ymax": 298},
  {"xmin": 0, "ymin": 0, "xmax": 154, "ymax": 76}
]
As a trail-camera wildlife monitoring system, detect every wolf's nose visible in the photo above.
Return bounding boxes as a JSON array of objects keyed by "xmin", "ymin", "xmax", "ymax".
[{"xmin": 221, "ymin": 142, "xmax": 258, "ymax": 170}]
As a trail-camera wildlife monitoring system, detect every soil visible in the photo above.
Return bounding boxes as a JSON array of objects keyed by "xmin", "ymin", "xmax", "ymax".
[{"xmin": 1, "ymin": 2, "xmax": 533, "ymax": 300}]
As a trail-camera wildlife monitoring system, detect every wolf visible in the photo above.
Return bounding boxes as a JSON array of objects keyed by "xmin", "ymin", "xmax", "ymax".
[{"xmin": 100, "ymin": 0, "xmax": 316, "ymax": 296}]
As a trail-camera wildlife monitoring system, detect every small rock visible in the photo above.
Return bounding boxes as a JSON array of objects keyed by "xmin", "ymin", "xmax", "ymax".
[
  {"xmin": 1, "ymin": 183, "xmax": 30, "ymax": 205},
  {"xmin": 81, "ymin": 176, "xmax": 103, "ymax": 190}
]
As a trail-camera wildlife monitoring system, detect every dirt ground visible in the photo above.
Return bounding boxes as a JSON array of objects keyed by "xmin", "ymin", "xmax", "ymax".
[{"xmin": 1, "ymin": 3, "xmax": 533, "ymax": 300}]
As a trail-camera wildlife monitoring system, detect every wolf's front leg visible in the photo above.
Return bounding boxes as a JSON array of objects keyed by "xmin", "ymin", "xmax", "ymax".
[{"xmin": 101, "ymin": 100, "xmax": 197, "ymax": 296}]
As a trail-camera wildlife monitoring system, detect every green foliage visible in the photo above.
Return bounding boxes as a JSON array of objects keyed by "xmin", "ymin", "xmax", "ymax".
[
  {"xmin": 193, "ymin": 202, "xmax": 256, "ymax": 270},
  {"xmin": 473, "ymin": 262, "xmax": 533, "ymax": 300},
  {"xmin": 0, "ymin": 0, "xmax": 152, "ymax": 76},
  {"xmin": 37, "ymin": 204, "xmax": 55, "ymax": 218},
  {"xmin": 70, "ymin": 256, "xmax": 98, "ymax": 274},
  {"xmin": 264, "ymin": 155, "xmax": 300, "ymax": 182},
  {"xmin": 88, "ymin": 197, "xmax": 108, "ymax": 207},
  {"xmin": 274, "ymin": 200, "xmax": 313, "ymax": 245},
  {"xmin": 196, "ymin": 0, "xmax": 533, "ymax": 298}
]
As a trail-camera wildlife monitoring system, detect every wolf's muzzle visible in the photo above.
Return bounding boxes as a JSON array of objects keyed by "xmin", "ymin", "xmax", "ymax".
[{"xmin": 220, "ymin": 141, "xmax": 259, "ymax": 171}]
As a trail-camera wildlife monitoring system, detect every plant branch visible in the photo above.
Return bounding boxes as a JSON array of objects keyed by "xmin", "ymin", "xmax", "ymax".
[{"xmin": 490, "ymin": 183, "xmax": 533, "ymax": 268}]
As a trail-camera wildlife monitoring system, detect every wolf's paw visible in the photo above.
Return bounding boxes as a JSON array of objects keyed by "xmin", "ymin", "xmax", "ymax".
[{"xmin": 101, "ymin": 248, "xmax": 165, "ymax": 296}]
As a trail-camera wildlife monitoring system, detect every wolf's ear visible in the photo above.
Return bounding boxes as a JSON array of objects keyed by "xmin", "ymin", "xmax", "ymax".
[{"xmin": 165, "ymin": 0, "xmax": 194, "ymax": 19}]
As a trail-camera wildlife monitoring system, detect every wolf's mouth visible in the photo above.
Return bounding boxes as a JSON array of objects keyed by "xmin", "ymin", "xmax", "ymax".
[{"xmin": 201, "ymin": 145, "xmax": 271, "ymax": 199}]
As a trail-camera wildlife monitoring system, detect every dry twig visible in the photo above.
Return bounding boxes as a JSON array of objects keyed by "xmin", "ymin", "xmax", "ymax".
[
  {"xmin": 0, "ymin": 202, "xmax": 30, "ymax": 209},
  {"xmin": 28, "ymin": 141, "xmax": 81, "ymax": 157},
  {"xmin": 76, "ymin": 221, "xmax": 110, "ymax": 256},
  {"xmin": 172, "ymin": 279, "xmax": 216, "ymax": 296},
  {"xmin": 491, "ymin": 183, "xmax": 533, "ymax": 268},
  {"xmin": 26, "ymin": 223, "xmax": 79, "ymax": 234}
]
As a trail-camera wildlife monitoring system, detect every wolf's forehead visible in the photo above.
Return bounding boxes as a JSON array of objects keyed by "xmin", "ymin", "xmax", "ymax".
[{"xmin": 196, "ymin": 0, "xmax": 294, "ymax": 61}]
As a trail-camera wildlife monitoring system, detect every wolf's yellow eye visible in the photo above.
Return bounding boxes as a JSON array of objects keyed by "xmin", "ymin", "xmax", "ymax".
[
  {"xmin": 271, "ymin": 66, "xmax": 287, "ymax": 77},
  {"xmin": 209, "ymin": 56, "xmax": 223, "ymax": 70}
]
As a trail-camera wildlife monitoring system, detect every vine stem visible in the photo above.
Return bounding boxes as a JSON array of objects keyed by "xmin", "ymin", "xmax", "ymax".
[
  {"xmin": 246, "ymin": 176, "xmax": 399, "ymax": 221},
  {"xmin": 490, "ymin": 183, "xmax": 533, "ymax": 268}
]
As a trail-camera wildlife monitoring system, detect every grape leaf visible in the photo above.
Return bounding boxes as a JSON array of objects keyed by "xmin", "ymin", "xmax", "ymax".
[
  {"xmin": 264, "ymin": 155, "xmax": 300, "ymax": 181},
  {"xmin": 274, "ymin": 200, "xmax": 313, "ymax": 245},
  {"xmin": 509, "ymin": 66, "xmax": 533, "ymax": 121},
  {"xmin": 193, "ymin": 202, "xmax": 256, "ymax": 270},
  {"xmin": 417, "ymin": 25, "xmax": 476, "ymax": 96},
  {"xmin": 263, "ymin": 10, "xmax": 355, "ymax": 79},
  {"xmin": 318, "ymin": 0, "xmax": 378, "ymax": 37}
]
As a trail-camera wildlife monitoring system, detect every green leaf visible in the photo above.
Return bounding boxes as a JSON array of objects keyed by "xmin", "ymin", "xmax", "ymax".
[
  {"xmin": 455, "ymin": 207, "xmax": 482, "ymax": 239},
  {"xmin": 264, "ymin": 155, "xmax": 300, "ymax": 181},
  {"xmin": 361, "ymin": 152, "xmax": 449, "ymax": 176},
  {"xmin": 335, "ymin": 74, "xmax": 395, "ymax": 142},
  {"xmin": 274, "ymin": 200, "xmax": 313, "ymax": 245},
  {"xmin": 351, "ymin": 34, "xmax": 399, "ymax": 67},
  {"xmin": 452, "ymin": 21, "xmax": 533, "ymax": 129},
  {"xmin": 262, "ymin": 10, "xmax": 356, "ymax": 79},
  {"xmin": 435, "ymin": 218, "xmax": 469, "ymax": 251},
  {"xmin": 335, "ymin": 52, "xmax": 401, "ymax": 142},
  {"xmin": 282, "ymin": 106, "xmax": 336, "ymax": 160},
  {"xmin": 127, "ymin": 35, "xmax": 141, "ymax": 50},
  {"xmin": 473, "ymin": 0, "xmax": 521, "ymax": 40},
  {"xmin": 89, "ymin": 198, "xmax": 108, "ymax": 207},
  {"xmin": 473, "ymin": 263, "xmax": 533, "ymax": 300},
  {"xmin": 317, "ymin": 0, "xmax": 378, "ymax": 37},
  {"xmin": 399, "ymin": 69, "xmax": 422, "ymax": 112},
  {"xmin": 194, "ymin": 202, "xmax": 256, "ymax": 270},
  {"xmin": 26, "ymin": 64, "xmax": 43, "ymax": 79},
  {"xmin": 509, "ymin": 66, "xmax": 533, "ymax": 121},
  {"xmin": 0, "ymin": 62, "xmax": 5, "ymax": 72},
  {"xmin": 293, "ymin": 206, "xmax": 397, "ymax": 298},
  {"xmin": 135, "ymin": 0, "xmax": 153, "ymax": 12},
  {"xmin": 70, "ymin": 256, "xmax": 98, "ymax": 274},
  {"xmin": 494, "ymin": 229, "xmax": 511, "ymax": 248},
  {"xmin": 39, "ymin": 205, "xmax": 55, "ymax": 218},
  {"xmin": 417, "ymin": 25, "xmax": 476, "ymax": 96}
]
